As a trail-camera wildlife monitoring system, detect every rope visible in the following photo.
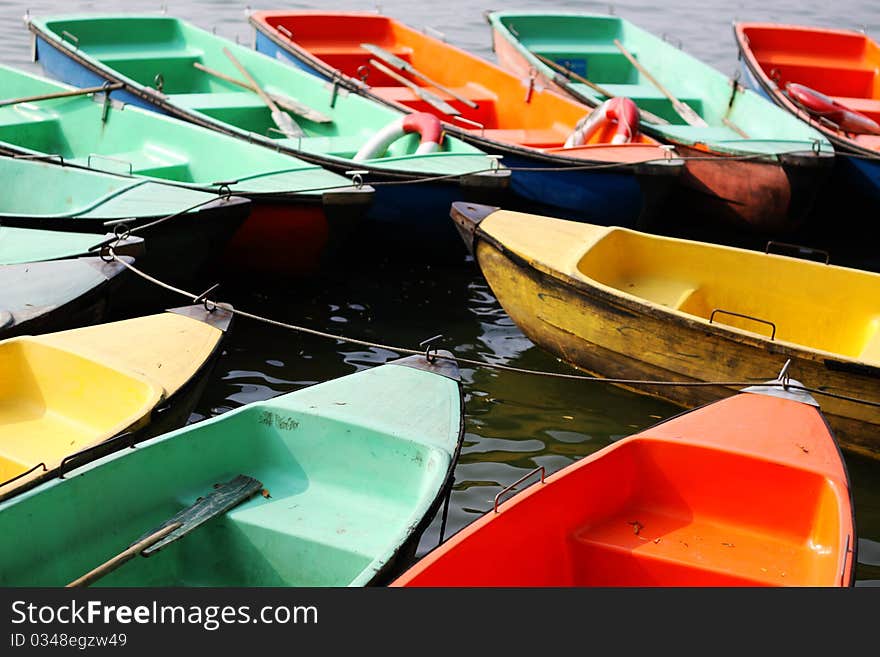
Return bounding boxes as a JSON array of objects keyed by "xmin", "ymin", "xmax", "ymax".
[{"xmin": 105, "ymin": 249, "xmax": 880, "ymax": 409}]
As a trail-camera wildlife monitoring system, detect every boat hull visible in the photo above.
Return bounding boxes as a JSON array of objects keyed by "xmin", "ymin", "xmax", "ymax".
[{"xmin": 467, "ymin": 213, "xmax": 880, "ymax": 460}]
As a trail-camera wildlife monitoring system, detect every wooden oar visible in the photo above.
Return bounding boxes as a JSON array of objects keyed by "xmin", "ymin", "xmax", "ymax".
[
  {"xmin": 535, "ymin": 53, "xmax": 669, "ymax": 126},
  {"xmin": 612, "ymin": 39, "xmax": 708, "ymax": 128},
  {"xmin": 0, "ymin": 82, "xmax": 124, "ymax": 108},
  {"xmin": 222, "ymin": 47, "xmax": 304, "ymax": 137},
  {"xmin": 65, "ymin": 475, "xmax": 263, "ymax": 588},
  {"xmin": 368, "ymin": 58, "xmax": 461, "ymax": 116},
  {"xmin": 360, "ymin": 42, "xmax": 478, "ymax": 109},
  {"xmin": 193, "ymin": 62, "xmax": 332, "ymax": 123}
]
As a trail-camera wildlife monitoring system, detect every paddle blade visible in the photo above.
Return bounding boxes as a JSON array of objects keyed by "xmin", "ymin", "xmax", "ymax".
[
  {"xmin": 272, "ymin": 109, "xmax": 304, "ymax": 138},
  {"xmin": 137, "ymin": 474, "xmax": 264, "ymax": 556}
]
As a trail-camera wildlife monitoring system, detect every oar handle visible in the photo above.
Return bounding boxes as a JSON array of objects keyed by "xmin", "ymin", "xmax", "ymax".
[
  {"xmin": 368, "ymin": 58, "xmax": 460, "ymax": 116},
  {"xmin": 222, "ymin": 47, "xmax": 279, "ymax": 113},
  {"xmin": 612, "ymin": 39, "xmax": 707, "ymax": 127},
  {"xmin": 0, "ymin": 82, "xmax": 124, "ymax": 108},
  {"xmin": 65, "ymin": 522, "xmax": 182, "ymax": 588}
]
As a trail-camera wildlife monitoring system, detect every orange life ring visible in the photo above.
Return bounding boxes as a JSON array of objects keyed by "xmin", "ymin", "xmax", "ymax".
[
  {"xmin": 354, "ymin": 112, "xmax": 444, "ymax": 161},
  {"xmin": 785, "ymin": 82, "xmax": 880, "ymax": 135},
  {"xmin": 565, "ymin": 97, "xmax": 640, "ymax": 148}
]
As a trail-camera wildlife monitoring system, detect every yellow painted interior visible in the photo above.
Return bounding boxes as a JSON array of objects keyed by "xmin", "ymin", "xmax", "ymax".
[
  {"xmin": 33, "ymin": 312, "xmax": 223, "ymax": 399},
  {"xmin": 0, "ymin": 339, "xmax": 161, "ymax": 482},
  {"xmin": 480, "ymin": 209, "xmax": 880, "ymax": 362}
]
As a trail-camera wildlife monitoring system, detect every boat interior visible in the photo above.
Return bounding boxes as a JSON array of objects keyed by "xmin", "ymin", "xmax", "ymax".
[
  {"xmin": 401, "ymin": 437, "xmax": 847, "ymax": 586},
  {"xmin": 492, "ymin": 13, "xmax": 708, "ymax": 127},
  {"xmin": 0, "ymin": 338, "xmax": 159, "ymax": 484},
  {"xmin": 575, "ymin": 227, "xmax": 880, "ymax": 361},
  {"xmin": 739, "ymin": 24, "xmax": 880, "ymax": 148},
  {"xmin": 255, "ymin": 12, "xmax": 660, "ymax": 151}
]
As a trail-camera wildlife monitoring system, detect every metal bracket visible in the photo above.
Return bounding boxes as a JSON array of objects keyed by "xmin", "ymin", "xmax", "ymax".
[
  {"xmin": 494, "ymin": 466, "xmax": 545, "ymax": 512},
  {"xmin": 765, "ymin": 240, "xmax": 830, "ymax": 264},
  {"xmin": 419, "ymin": 334, "xmax": 444, "ymax": 363},
  {"xmin": 345, "ymin": 169, "xmax": 369, "ymax": 189},
  {"xmin": 709, "ymin": 308, "xmax": 776, "ymax": 340},
  {"xmin": 193, "ymin": 283, "xmax": 220, "ymax": 312},
  {"xmin": 88, "ymin": 153, "xmax": 133, "ymax": 175},
  {"xmin": 452, "ymin": 114, "xmax": 485, "ymax": 137},
  {"xmin": 61, "ymin": 30, "xmax": 79, "ymax": 48}
]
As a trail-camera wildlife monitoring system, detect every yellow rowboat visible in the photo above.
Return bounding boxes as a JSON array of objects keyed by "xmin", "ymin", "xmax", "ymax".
[
  {"xmin": 0, "ymin": 303, "xmax": 232, "ymax": 499},
  {"xmin": 453, "ymin": 201, "xmax": 880, "ymax": 460}
]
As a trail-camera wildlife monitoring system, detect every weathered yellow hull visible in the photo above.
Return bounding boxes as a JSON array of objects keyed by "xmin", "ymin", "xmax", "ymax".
[{"xmin": 464, "ymin": 206, "xmax": 880, "ymax": 460}]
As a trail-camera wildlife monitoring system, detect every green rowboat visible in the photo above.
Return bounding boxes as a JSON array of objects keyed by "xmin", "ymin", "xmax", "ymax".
[
  {"xmin": 26, "ymin": 15, "xmax": 509, "ymax": 248},
  {"xmin": 0, "ymin": 65, "xmax": 371, "ymax": 275},
  {"xmin": 487, "ymin": 11, "xmax": 830, "ymax": 157},
  {"xmin": 0, "ymin": 152, "xmax": 249, "ymax": 287},
  {"xmin": 0, "ymin": 352, "xmax": 463, "ymax": 586}
]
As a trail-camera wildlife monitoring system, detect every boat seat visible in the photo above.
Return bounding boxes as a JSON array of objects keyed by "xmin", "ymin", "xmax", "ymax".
[
  {"xmin": 69, "ymin": 148, "xmax": 191, "ymax": 179},
  {"xmin": 294, "ymin": 135, "xmax": 374, "ymax": 158},
  {"xmin": 167, "ymin": 91, "xmax": 265, "ymax": 111},
  {"xmin": 94, "ymin": 48, "xmax": 204, "ymax": 63},
  {"xmin": 658, "ymin": 125, "xmax": 742, "ymax": 143},
  {"xmin": 618, "ymin": 278, "xmax": 697, "ymax": 310},
  {"xmin": 532, "ymin": 44, "xmax": 626, "ymax": 57},
  {"xmin": 756, "ymin": 55, "xmax": 875, "ymax": 95},
  {"xmin": 567, "ymin": 507, "xmax": 820, "ymax": 586},
  {"xmin": 477, "ymin": 128, "xmax": 568, "ymax": 148},
  {"xmin": 223, "ymin": 479, "xmax": 413, "ymax": 585}
]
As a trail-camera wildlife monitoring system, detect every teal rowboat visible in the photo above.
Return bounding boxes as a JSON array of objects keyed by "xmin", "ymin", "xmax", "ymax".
[
  {"xmin": 0, "ymin": 257, "xmax": 130, "ymax": 339},
  {"xmin": 0, "ymin": 65, "xmax": 371, "ymax": 275},
  {"xmin": 0, "ymin": 226, "xmax": 142, "ymax": 265},
  {"xmin": 486, "ymin": 11, "xmax": 836, "ymax": 232},
  {"xmin": 0, "ymin": 352, "xmax": 464, "ymax": 586},
  {"xmin": 0, "ymin": 152, "xmax": 248, "ymax": 287},
  {"xmin": 26, "ymin": 15, "xmax": 509, "ymax": 251}
]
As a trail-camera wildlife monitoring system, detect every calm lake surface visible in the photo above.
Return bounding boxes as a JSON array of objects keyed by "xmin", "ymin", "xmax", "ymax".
[{"xmin": 2, "ymin": 0, "xmax": 878, "ymax": 584}]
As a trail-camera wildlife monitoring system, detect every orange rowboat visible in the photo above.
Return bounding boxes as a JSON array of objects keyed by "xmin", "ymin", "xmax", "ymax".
[
  {"xmin": 249, "ymin": 10, "xmax": 687, "ymax": 228},
  {"xmin": 734, "ymin": 23, "xmax": 880, "ymax": 200},
  {"xmin": 392, "ymin": 384, "xmax": 856, "ymax": 587}
]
